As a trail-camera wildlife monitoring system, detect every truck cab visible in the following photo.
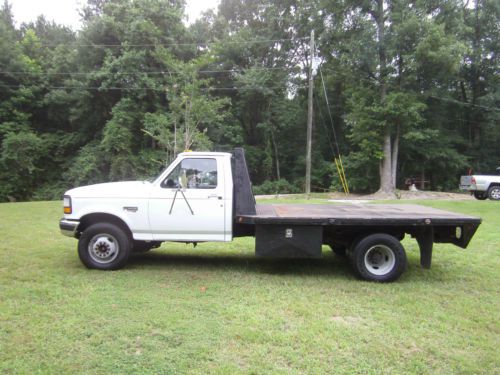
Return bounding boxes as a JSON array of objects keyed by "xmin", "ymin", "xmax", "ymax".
[
  {"xmin": 148, "ymin": 152, "xmax": 233, "ymax": 242},
  {"xmin": 61, "ymin": 151, "xmax": 234, "ymax": 243}
]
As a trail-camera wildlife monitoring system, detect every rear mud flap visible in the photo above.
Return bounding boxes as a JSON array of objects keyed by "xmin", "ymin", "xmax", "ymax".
[{"xmin": 417, "ymin": 226, "xmax": 433, "ymax": 269}]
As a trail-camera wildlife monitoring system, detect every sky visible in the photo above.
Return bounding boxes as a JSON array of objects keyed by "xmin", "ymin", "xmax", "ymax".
[{"xmin": 8, "ymin": 0, "xmax": 220, "ymax": 29}]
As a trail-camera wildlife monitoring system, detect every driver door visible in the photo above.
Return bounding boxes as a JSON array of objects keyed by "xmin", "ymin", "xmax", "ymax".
[{"xmin": 148, "ymin": 157, "xmax": 226, "ymax": 241}]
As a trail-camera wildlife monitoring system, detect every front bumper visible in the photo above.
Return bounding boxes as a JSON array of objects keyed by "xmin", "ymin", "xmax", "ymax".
[{"xmin": 59, "ymin": 219, "xmax": 80, "ymax": 237}]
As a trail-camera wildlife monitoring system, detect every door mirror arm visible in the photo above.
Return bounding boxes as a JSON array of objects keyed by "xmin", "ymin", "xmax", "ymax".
[{"xmin": 169, "ymin": 187, "xmax": 194, "ymax": 215}]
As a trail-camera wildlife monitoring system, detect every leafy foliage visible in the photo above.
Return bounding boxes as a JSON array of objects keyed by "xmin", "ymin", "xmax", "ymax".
[
  {"xmin": 252, "ymin": 179, "xmax": 301, "ymax": 195},
  {"xmin": 0, "ymin": 0, "xmax": 498, "ymax": 201}
]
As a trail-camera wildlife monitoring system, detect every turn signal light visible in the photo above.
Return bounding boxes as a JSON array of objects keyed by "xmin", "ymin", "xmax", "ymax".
[{"xmin": 63, "ymin": 195, "xmax": 72, "ymax": 214}]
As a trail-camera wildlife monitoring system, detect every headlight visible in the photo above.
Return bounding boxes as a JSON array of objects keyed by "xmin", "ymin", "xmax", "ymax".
[{"xmin": 63, "ymin": 195, "xmax": 72, "ymax": 214}]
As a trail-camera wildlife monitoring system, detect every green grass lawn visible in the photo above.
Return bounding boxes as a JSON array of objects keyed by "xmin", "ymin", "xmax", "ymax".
[{"xmin": 0, "ymin": 199, "xmax": 498, "ymax": 374}]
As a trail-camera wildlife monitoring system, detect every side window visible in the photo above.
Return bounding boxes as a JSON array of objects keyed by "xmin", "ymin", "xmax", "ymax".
[{"xmin": 161, "ymin": 158, "xmax": 217, "ymax": 189}]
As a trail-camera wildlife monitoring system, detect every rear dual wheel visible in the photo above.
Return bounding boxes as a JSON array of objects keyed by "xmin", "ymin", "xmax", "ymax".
[{"xmin": 349, "ymin": 233, "xmax": 407, "ymax": 282}]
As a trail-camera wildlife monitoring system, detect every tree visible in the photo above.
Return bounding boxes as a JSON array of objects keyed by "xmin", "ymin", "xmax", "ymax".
[
  {"xmin": 458, "ymin": 0, "xmax": 500, "ymax": 172},
  {"xmin": 319, "ymin": 0, "xmax": 468, "ymax": 193},
  {"xmin": 0, "ymin": 0, "xmax": 498, "ymax": 201},
  {"xmin": 143, "ymin": 56, "xmax": 230, "ymax": 163}
]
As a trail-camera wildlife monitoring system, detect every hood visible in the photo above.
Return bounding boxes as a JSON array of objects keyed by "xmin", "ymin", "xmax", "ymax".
[{"xmin": 65, "ymin": 181, "xmax": 152, "ymax": 199}]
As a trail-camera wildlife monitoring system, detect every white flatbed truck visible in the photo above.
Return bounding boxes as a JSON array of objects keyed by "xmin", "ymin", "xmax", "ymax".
[{"xmin": 60, "ymin": 148, "xmax": 481, "ymax": 282}]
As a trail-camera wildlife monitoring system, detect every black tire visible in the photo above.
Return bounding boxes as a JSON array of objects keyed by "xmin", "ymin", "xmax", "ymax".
[
  {"xmin": 78, "ymin": 223, "xmax": 131, "ymax": 270},
  {"xmin": 347, "ymin": 236, "xmax": 364, "ymax": 262},
  {"xmin": 473, "ymin": 191, "xmax": 488, "ymax": 200},
  {"xmin": 133, "ymin": 240, "xmax": 161, "ymax": 253},
  {"xmin": 350, "ymin": 233, "xmax": 407, "ymax": 282},
  {"xmin": 487, "ymin": 186, "xmax": 500, "ymax": 201}
]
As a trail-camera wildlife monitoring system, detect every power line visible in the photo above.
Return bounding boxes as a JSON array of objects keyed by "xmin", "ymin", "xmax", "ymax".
[
  {"xmin": 424, "ymin": 111, "xmax": 493, "ymax": 126},
  {"xmin": 314, "ymin": 94, "xmax": 336, "ymax": 157},
  {"xmin": 36, "ymin": 37, "xmax": 308, "ymax": 48},
  {"xmin": 428, "ymin": 95, "xmax": 500, "ymax": 112},
  {"xmin": 0, "ymin": 66, "xmax": 297, "ymax": 76},
  {"xmin": 0, "ymin": 84, "xmax": 304, "ymax": 91},
  {"xmin": 318, "ymin": 66, "xmax": 342, "ymax": 158},
  {"xmin": 318, "ymin": 64, "xmax": 349, "ymax": 194}
]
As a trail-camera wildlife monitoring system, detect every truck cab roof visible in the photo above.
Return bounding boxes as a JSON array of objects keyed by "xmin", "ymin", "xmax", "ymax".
[{"xmin": 178, "ymin": 151, "xmax": 232, "ymax": 158}]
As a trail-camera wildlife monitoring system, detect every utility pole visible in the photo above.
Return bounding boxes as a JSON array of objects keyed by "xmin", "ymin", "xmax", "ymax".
[{"xmin": 305, "ymin": 29, "xmax": 315, "ymax": 195}]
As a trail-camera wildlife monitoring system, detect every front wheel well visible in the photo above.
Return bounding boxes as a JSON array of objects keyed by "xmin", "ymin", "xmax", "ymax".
[{"xmin": 78, "ymin": 213, "xmax": 132, "ymax": 240}]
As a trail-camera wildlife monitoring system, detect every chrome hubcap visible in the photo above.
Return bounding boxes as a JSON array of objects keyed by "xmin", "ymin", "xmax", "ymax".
[
  {"xmin": 364, "ymin": 245, "xmax": 396, "ymax": 276},
  {"xmin": 491, "ymin": 188, "xmax": 500, "ymax": 200},
  {"xmin": 88, "ymin": 234, "xmax": 119, "ymax": 264}
]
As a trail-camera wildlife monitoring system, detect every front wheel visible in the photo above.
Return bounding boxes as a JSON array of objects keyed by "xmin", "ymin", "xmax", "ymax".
[
  {"xmin": 78, "ymin": 223, "xmax": 131, "ymax": 270},
  {"xmin": 350, "ymin": 233, "xmax": 407, "ymax": 282},
  {"xmin": 473, "ymin": 191, "xmax": 488, "ymax": 200},
  {"xmin": 487, "ymin": 186, "xmax": 500, "ymax": 201}
]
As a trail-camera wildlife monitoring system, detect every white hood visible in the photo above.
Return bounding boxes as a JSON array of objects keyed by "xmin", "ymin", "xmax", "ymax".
[{"xmin": 66, "ymin": 181, "xmax": 152, "ymax": 199}]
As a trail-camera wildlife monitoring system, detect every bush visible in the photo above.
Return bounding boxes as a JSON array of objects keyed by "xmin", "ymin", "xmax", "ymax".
[
  {"xmin": 32, "ymin": 182, "xmax": 67, "ymax": 201},
  {"xmin": 252, "ymin": 179, "xmax": 301, "ymax": 195}
]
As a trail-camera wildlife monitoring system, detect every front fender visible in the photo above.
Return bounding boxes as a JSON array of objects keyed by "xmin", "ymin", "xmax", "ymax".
[{"xmin": 64, "ymin": 198, "xmax": 152, "ymax": 241}]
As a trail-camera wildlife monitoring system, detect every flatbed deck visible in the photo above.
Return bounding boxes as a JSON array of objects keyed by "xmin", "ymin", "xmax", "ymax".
[{"xmin": 239, "ymin": 203, "xmax": 481, "ymax": 226}]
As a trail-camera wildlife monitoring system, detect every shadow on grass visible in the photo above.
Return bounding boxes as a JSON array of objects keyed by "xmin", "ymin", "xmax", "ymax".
[
  {"xmin": 128, "ymin": 251, "xmax": 355, "ymax": 279},
  {"xmin": 124, "ymin": 250, "xmax": 458, "ymax": 284}
]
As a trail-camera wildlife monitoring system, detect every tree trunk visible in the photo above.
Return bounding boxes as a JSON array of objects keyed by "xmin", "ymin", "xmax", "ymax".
[
  {"xmin": 471, "ymin": 0, "xmax": 481, "ymax": 148},
  {"xmin": 391, "ymin": 53, "xmax": 404, "ymax": 189},
  {"xmin": 391, "ymin": 122, "xmax": 400, "ymax": 188},
  {"xmin": 375, "ymin": 0, "xmax": 395, "ymax": 194},
  {"xmin": 270, "ymin": 126, "xmax": 281, "ymax": 180},
  {"xmin": 379, "ymin": 127, "xmax": 393, "ymax": 193},
  {"xmin": 173, "ymin": 119, "xmax": 177, "ymax": 156}
]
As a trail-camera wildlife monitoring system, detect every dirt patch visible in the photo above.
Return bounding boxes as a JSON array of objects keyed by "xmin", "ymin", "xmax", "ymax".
[
  {"xmin": 344, "ymin": 190, "xmax": 474, "ymax": 201},
  {"xmin": 329, "ymin": 315, "xmax": 363, "ymax": 325},
  {"xmin": 330, "ymin": 315, "xmax": 367, "ymax": 326},
  {"xmin": 394, "ymin": 190, "xmax": 473, "ymax": 200},
  {"xmin": 256, "ymin": 190, "xmax": 473, "ymax": 201}
]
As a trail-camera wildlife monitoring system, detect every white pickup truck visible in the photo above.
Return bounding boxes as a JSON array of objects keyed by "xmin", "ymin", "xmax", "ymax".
[
  {"xmin": 460, "ymin": 168, "xmax": 500, "ymax": 200},
  {"xmin": 60, "ymin": 148, "xmax": 481, "ymax": 282}
]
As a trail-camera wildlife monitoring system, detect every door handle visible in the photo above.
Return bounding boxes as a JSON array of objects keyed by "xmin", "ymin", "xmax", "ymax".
[{"xmin": 208, "ymin": 194, "xmax": 222, "ymax": 200}]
